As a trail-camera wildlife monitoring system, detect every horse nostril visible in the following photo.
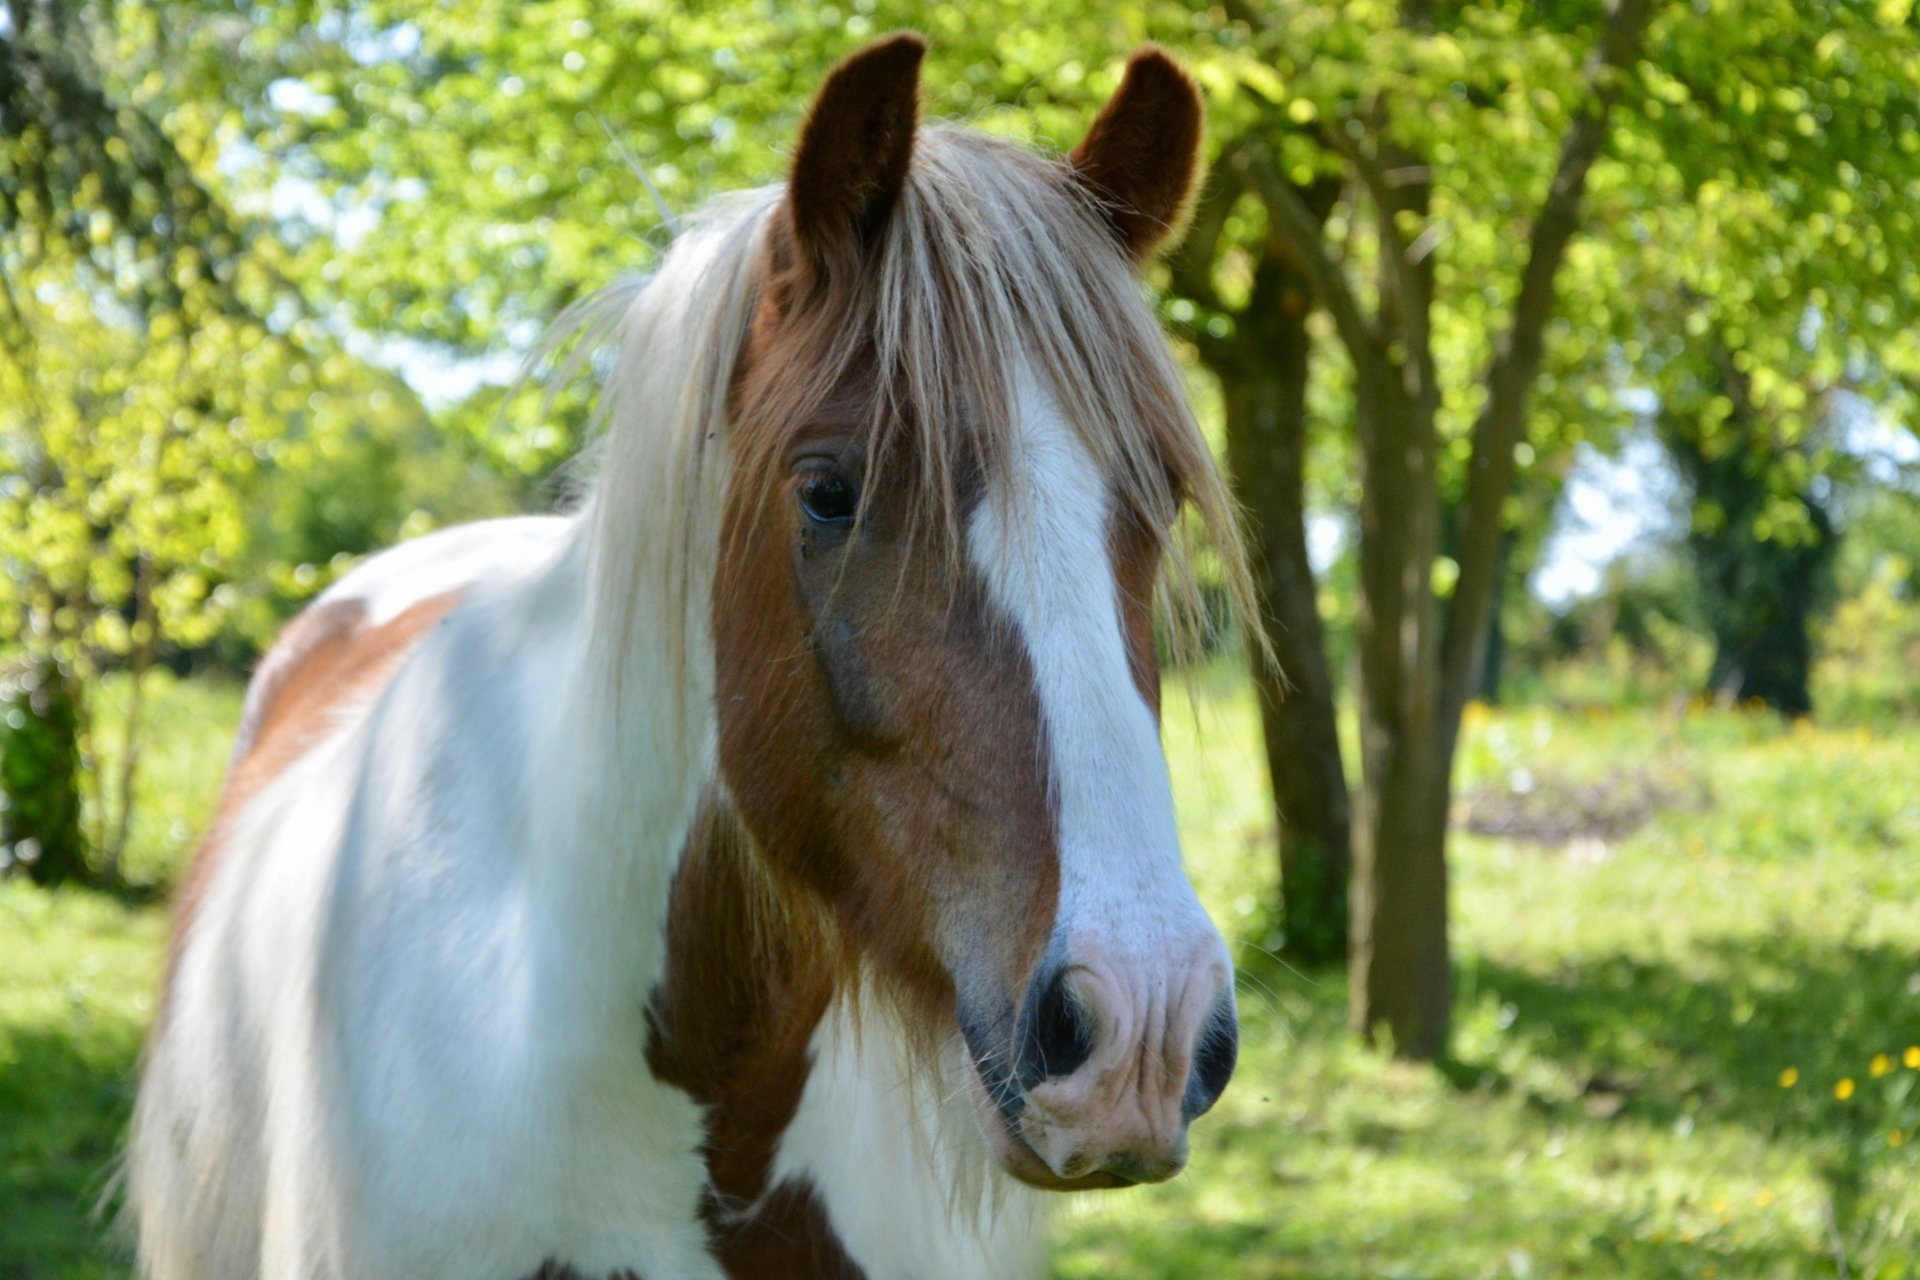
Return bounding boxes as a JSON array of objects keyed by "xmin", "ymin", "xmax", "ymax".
[
  {"xmin": 1184, "ymin": 1000, "xmax": 1238, "ymax": 1120},
  {"xmin": 1018, "ymin": 965, "xmax": 1096, "ymax": 1088}
]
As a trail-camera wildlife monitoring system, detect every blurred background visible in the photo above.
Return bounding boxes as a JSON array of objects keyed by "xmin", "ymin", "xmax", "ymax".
[{"xmin": 3, "ymin": 1, "xmax": 1918, "ymax": 1276}]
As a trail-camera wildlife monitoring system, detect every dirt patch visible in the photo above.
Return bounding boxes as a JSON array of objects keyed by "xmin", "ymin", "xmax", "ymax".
[{"xmin": 1457, "ymin": 766, "xmax": 1713, "ymax": 846}]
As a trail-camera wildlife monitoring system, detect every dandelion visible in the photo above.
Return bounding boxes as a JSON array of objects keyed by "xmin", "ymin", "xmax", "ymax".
[
  {"xmin": 1835, "ymin": 1077, "xmax": 1856, "ymax": 1101},
  {"xmin": 1906, "ymin": 1045, "xmax": 1920, "ymax": 1070},
  {"xmin": 1779, "ymin": 1067, "xmax": 1799, "ymax": 1088},
  {"xmin": 1754, "ymin": 1190, "xmax": 1774, "ymax": 1208},
  {"xmin": 1871, "ymin": 1053, "xmax": 1893, "ymax": 1078},
  {"xmin": 1891, "ymin": 1131, "xmax": 1906, "ymax": 1149}
]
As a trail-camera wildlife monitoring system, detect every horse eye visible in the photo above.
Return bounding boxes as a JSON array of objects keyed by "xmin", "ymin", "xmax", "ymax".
[{"xmin": 797, "ymin": 465, "xmax": 858, "ymax": 525}]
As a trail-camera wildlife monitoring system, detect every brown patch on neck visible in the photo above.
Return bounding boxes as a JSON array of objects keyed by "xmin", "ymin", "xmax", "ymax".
[
  {"xmin": 645, "ymin": 790, "xmax": 866, "ymax": 1278},
  {"xmin": 165, "ymin": 590, "xmax": 463, "ymax": 1000},
  {"xmin": 646, "ymin": 791, "xmax": 838, "ymax": 1207}
]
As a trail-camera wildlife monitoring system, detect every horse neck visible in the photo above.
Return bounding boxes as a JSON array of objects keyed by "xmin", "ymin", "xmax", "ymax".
[{"xmin": 646, "ymin": 791, "xmax": 837, "ymax": 1202}]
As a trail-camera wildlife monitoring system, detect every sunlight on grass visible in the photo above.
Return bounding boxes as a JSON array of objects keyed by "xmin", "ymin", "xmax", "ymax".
[
  {"xmin": 2, "ymin": 671, "xmax": 1916, "ymax": 1278},
  {"xmin": 0, "ymin": 885, "xmax": 164, "ymax": 1277}
]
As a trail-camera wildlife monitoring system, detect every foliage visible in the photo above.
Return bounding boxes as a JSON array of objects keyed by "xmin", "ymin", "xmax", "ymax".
[
  {"xmin": 1527, "ymin": 558, "xmax": 1713, "ymax": 698},
  {"xmin": 0, "ymin": 663, "xmax": 85, "ymax": 883},
  {"xmin": 1618, "ymin": 0, "xmax": 1920, "ymax": 714},
  {"xmin": 4, "ymin": 0, "xmax": 1915, "ymax": 1055},
  {"xmin": 1663, "ymin": 381, "xmax": 1839, "ymax": 714},
  {"xmin": 0, "ymin": 0, "xmax": 285, "ymax": 878},
  {"xmin": 0, "ymin": 0, "xmax": 521, "ymax": 880},
  {"xmin": 1818, "ymin": 486, "xmax": 1920, "ymax": 721},
  {"xmin": 3, "ymin": 0, "xmax": 309, "ymax": 671},
  {"xmin": 4, "ymin": 673, "xmax": 1919, "ymax": 1277}
]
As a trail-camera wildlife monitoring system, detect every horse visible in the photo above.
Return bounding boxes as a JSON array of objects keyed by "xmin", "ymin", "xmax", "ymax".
[{"xmin": 128, "ymin": 35, "xmax": 1258, "ymax": 1280}]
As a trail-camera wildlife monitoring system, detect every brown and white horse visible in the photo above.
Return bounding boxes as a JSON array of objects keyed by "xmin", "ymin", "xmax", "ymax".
[{"xmin": 129, "ymin": 36, "xmax": 1256, "ymax": 1280}]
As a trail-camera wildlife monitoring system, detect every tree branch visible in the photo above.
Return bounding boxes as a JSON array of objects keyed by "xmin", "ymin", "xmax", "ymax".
[
  {"xmin": 1231, "ymin": 141, "xmax": 1380, "ymax": 369},
  {"xmin": 1439, "ymin": 0, "xmax": 1656, "ymax": 728},
  {"xmin": 1320, "ymin": 118, "xmax": 1428, "ymax": 365}
]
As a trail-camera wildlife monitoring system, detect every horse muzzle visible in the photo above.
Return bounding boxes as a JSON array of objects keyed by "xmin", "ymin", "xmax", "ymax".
[{"xmin": 963, "ymin": 937, "xmax": 1238, "ymax": 1190}]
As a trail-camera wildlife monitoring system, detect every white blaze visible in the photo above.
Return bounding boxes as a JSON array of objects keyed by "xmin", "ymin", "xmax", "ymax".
[{"xmin": 965, "ymin": 365, "xmax": 1222, "ymax": 971}]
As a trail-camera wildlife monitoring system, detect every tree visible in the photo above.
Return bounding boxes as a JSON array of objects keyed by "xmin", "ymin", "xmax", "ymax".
[
  {"xmin": 223, "ymin": 1, "xmax": 1658, "ymax": 1011},
  {"xmin": 1616, "ymin": 1, "xmax": 1920, "ymax": 714},
  {"xmin": 1168, "ymin": 163, "xmax": 1353, "ymax": 967},
  {"xmin": 0, "ymin": 660, "xmax": 84, "ymax": 884},
  {"xmin": 1203, "ymin": 0, "xmax": 1654, "ymax": 1056},
  {"xmin": 0, "ymin": 0, "xmax": 387, "ymax": 882},
  {"xmin": 1659, "ymin": 346, "xmax": 1838, "ymax": 715}
]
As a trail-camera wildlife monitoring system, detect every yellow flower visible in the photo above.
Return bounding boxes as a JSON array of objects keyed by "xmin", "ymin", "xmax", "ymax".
[
  {"xmin": 1871, "ymin": 1053, "xmax": 1893, "ymax": 1078},
  {"xmin": 1779, "ymin": 1067, "xmax": 1799, "ymax": 1088},
  {"xmin": 1906, "ymin": 1045, "xmax": 1920, "ymax": 1069},
  {"xmin": 1835, "ymin": 1077, "xmax": 1856, "ymax": 1101},
  {"xmin": 1891, "ymin": 1131, "xmax": 1906, "ymax": 1149},
  {"xmin": 1754, "ymin": 1190, "xmax": 1774, "ymax": 1208}
]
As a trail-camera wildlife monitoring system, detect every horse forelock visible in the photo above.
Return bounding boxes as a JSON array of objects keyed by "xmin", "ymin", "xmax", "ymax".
[{"xmin": 726, "ymin": 127, "xmax": 1245, "ymax": 624}]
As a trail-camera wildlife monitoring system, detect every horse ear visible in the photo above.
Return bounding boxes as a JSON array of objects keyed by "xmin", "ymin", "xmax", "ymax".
[
  {"xmin": 1068, "ymin": 47, "xmax": 1206, "ymax": 263},
  {"xmin": 787, "ymin": 33, "xmax": 926, "ymax": 270}
]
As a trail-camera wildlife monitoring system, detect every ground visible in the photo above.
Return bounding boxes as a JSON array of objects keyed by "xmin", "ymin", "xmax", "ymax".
[{"xmin": 1, "ymin": 671, "xmax": 1916, "ymax": 1278}]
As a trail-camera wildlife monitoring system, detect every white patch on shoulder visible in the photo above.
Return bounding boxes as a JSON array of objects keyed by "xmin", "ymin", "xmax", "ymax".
[{"xmin": 768, "ymin": 996, "xmax": 1050, "ymax": 1280}]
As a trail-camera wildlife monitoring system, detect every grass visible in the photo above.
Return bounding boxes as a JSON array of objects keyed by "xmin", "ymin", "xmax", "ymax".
[{"xmin": 2, "ymin": 671, "xmax": 1917, "ymax": 1278}]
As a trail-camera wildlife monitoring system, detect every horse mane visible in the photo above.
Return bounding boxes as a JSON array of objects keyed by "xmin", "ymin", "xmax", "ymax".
[{"xmin": 574, "ymin": 125, "xmax": 1260, "ymax": 723}]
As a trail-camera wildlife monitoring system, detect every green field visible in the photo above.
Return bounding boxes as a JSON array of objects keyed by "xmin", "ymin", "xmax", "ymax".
[{"xmin": 3, "ymin": 673, "xmax": 1916, "ymax": 1278}]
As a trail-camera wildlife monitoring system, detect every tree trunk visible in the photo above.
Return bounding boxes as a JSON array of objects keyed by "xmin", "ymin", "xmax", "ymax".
[
  {"xmin": 1, "ymin": 659, "xmax": 89, "ymax": 886},
  {"xmin": 1704, "ymin": 549, "xmax": 1828, "ymax": 716},
  {"xmin": 101, "ymin": 554, "xmax": 158, "ymax": 883},
  {"xmin": 1219, "ymin": 251, "xmax": 1351, "ymax": 968},
  {"xmin": 1341, "ymin": 92, "xmax": 1455, "ymax": 1054},
  {"xmin": 1347, "ymin": 369, "xmax": 1453, "ymax": 1059}
]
